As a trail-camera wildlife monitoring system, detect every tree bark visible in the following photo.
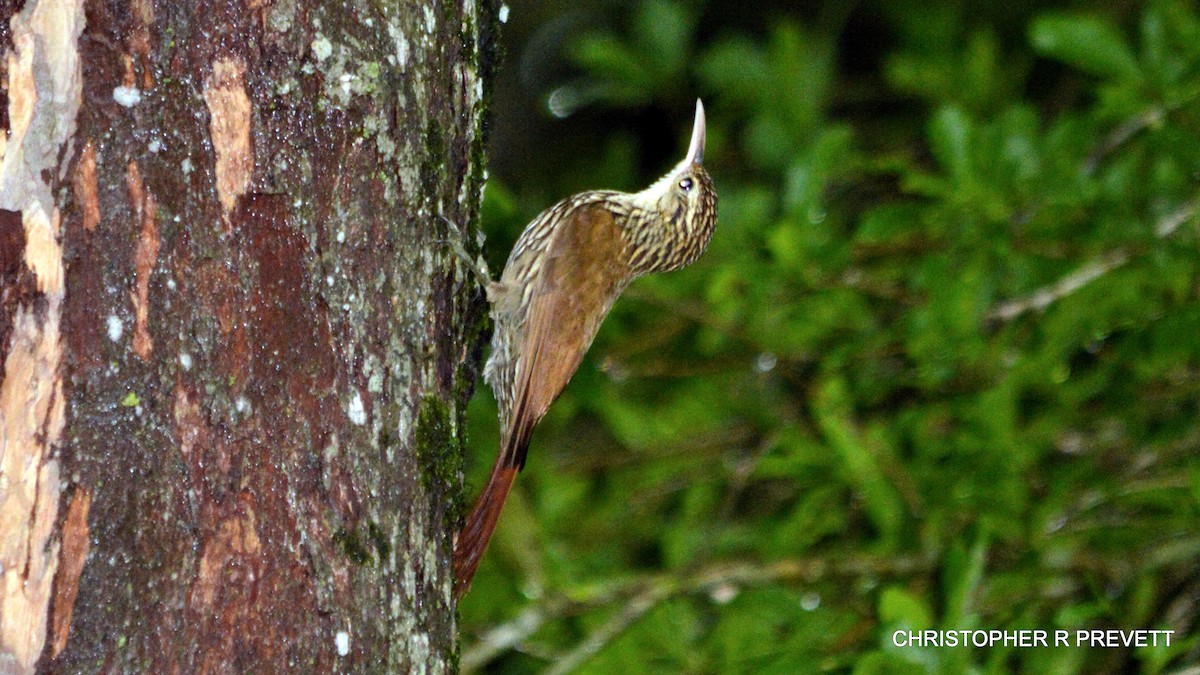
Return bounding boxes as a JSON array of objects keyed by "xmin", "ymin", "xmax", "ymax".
[{"xmin": 0, "ymin": 0, "xmax": 496, "ymax": 671}]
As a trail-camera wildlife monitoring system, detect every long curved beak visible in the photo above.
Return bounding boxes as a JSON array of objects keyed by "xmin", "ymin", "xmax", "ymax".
[{"xmin": 685, "ymin": 99, "xmax": 706, "ymax": 165}]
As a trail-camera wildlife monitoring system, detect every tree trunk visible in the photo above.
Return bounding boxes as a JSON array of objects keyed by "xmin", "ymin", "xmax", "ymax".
[{"xmin": 0, "ymin": 0, "xmax": 496, "ymax": 671}]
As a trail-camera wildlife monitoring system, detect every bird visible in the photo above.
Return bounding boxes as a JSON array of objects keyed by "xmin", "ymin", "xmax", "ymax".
[{"xmin": 453, "ymin": 100, "xmax": 718, "ymax": 598}]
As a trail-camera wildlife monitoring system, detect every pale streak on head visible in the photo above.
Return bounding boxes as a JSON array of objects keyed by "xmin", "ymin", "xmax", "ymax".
[{"xmin": 629, "ymin": 99, "xmax": 707, "ymax": 211}]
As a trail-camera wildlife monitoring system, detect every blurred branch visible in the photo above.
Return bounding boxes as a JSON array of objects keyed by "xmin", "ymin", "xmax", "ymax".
[
  {"xmin": 543, "ymin": 582, "xmax": 674, "ymax": 675},
  {"xmin": 461, "ymin": 553, "xmax": 931, "ymax": 672},
  {"xmin": 559, "ymin": 424, "xmax": 755, "ymax": 474},
  {"xmin": 988, "ymin": 199, "xmax": 1198, "ymax": 322},
  {"xmin": 987, "ymin": 249, "xmax": 1130, "ymax": 322},
  {"xmin": 1081, "ymin": 88, "xmax": 1200, "ymax": 175},
  {"xmin": 620, "ymin": 286, "xmax": 751, "ymax": 343},
  {"xmin": 1081, "ymin": 105, "xmax": 1166, "ymax": 174},
  {"xmin": 600, "ymin": 352, "xmax": 748, "ymax": 380},
  {"xmin": 716, "ymin": 432, "xmax": 781, "ymax": 522}
]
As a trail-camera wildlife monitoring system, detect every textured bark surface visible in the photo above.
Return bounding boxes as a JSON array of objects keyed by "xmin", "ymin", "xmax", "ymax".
[{"xmin": 0, "ymin": 0, "xmax": 497, "ymax": 671}]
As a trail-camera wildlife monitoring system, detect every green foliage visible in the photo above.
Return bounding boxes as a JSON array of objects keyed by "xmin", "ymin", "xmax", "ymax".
[
  {"xmin": 461, "ymin": 0, "xmax": 1200, "ymax": 672},
  {"xmin": 571, "ymin": 0, "xmax": 695, "ymax": 102},
  {"xmin": 1030, "ymin": 14, "xmax": 1142, "ymax": 82}
]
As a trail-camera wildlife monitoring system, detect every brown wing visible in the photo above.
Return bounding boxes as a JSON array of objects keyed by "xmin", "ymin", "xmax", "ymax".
[
  {"xmin": 454, "ymin": 203, "xmax": 630, "ymax": 597},
  {"xmin": 501, "ymin": 203, "xmax": 631, "ymax": 470}
]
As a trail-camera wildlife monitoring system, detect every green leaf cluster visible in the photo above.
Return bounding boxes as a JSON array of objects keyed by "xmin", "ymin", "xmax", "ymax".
[{"xmin": 463, "ymin": 1, "xmax": 1200, "ymax": 672}]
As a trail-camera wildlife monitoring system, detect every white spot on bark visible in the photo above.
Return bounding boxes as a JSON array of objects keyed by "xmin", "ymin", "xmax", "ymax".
[
  {"xmin": 499, "ymin": 4, "xmax": 510, "ymax": 22},
  {"xmin": 112, "ymin": 86, "xmax": 141, "ymax": 107},
  {"xmin": 178, "ymin": 352, "xmax": 192, "ymax": 371},
  {"xmin": 407, "ymin": 627, "xmax": 430, "ymax": 667},
  {"xmin": 348, "ymin": 393, "xmax": 366, "ymax": 426},
  {"xmin": 311, "ymin": 35, "xmax": 333, "ymax": 61},
  {"xmin": 106, "ymin": 315, "xmax": 123, "ymax": 342},
  {"xmin": 335, "ymin": 630, "xmax": 350, "ymax": 656},
  {"xmin": 386, "ymin": 23, "xmax": 409, "ymax": 69}
]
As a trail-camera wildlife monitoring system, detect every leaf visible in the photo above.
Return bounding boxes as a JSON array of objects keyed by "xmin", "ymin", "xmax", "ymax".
[
  {"xmin": 571, "ymin": 34, "xmax": 651, "ymax": 100},
  {"xmin": 632, "ymin": 0, "xmax": 692, "ymax": 79},
  {"xmin": 928, "ymin": 105, "xmax": 973, "ymax": 182},
  {"xmin": 942, "ymin": 532, "xmax": 988, "ymax": 628},
  {"xmin": 812, "ymin": 376, "xmax": 907, "ymax": 545},
  {"xmin": 878, "ymin": 586, "xmax": 932, "ymax": 629},
  {"xmin": 1030, "ymin": 14, "xmax": 1142, "ymax": 81}
]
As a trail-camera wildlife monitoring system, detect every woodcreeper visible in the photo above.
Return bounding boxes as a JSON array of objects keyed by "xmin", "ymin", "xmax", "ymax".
[{"xmin": 454, "ymin": 100, "xmax": 718, "ymax": 597}]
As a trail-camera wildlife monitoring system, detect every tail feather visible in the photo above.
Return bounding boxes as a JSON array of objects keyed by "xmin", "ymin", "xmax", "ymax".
[{"xmin": 453, "ymin": 460, "xmax": 519, "ymax": 599}]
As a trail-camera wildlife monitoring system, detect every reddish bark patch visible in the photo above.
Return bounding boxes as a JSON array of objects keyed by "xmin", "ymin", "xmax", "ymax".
[
  {"xmin": 0, "ymin": 209, "xmax": 27, "ymax": 282},
  {"xmin": 59, "ymin": 236, "xmax": 106, "ymax": 375},
  {"xmin": 130, "ymin": 0, "xmax": 154, "ymax": 89},
  {"xmin": 238, "ymin": 195, "xmax": 356, "ymax": 513},
  {"xmin": 49, "ymin": 488, "xmax": 92, "ymax": 658},
  {"xmin": 237, "ymin": 194, "xmax": 337, "ymax": 419},
  {"xmin": 76, "ymin": 0, "xmax": 128, "ymax": 127},
  {"xmin": 172, "ymin": 384, "xmax": 219, "ymax": 503},
  {"xmin": 204, "ymin": 58, "xmax": 252, "ymax": 216},
  {"xmin": 189, "ymin": 503, "xmax": 262, "ymax": 613},
  {"xmin": 172, "ymin": 381, "xmax": 326, "ymax": 670},
  {"xmin": 71, "ymin": 142, "xmax": 100, "ymax": 232},
  {"xmin": 184, "ymin": 490, "xmax": 307, "ymax": 671},
  {"xmin": 126, "ymin": 161, "xmax": 159, "ymax": 359}
]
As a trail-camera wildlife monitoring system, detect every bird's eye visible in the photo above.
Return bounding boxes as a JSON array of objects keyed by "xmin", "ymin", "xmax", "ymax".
[{"xmin": 679, "ymin": 178, "xmax": 694, "ymax": 192}]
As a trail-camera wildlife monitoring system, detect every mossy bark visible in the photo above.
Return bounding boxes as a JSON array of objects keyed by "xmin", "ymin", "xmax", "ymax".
[{"xmin": 1, "ymin": 0, "xmax": 497, "ymax": 671}]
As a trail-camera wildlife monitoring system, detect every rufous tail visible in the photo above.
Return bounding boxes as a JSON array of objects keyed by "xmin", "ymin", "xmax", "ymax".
[{"xmin": 453, "ymin": 460, "xmax": 518, "ymax": 599}]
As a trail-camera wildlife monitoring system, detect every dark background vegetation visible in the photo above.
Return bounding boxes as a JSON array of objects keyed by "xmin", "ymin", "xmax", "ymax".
[{"xmin": 459, "ymin": 0, "xmax": 1200, "ymax": 671}]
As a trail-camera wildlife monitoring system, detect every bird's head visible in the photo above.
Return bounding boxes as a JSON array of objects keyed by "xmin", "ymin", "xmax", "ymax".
[{"xmin": 625, "ymin": 99, "xmax": 718, "ymax": 274}]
